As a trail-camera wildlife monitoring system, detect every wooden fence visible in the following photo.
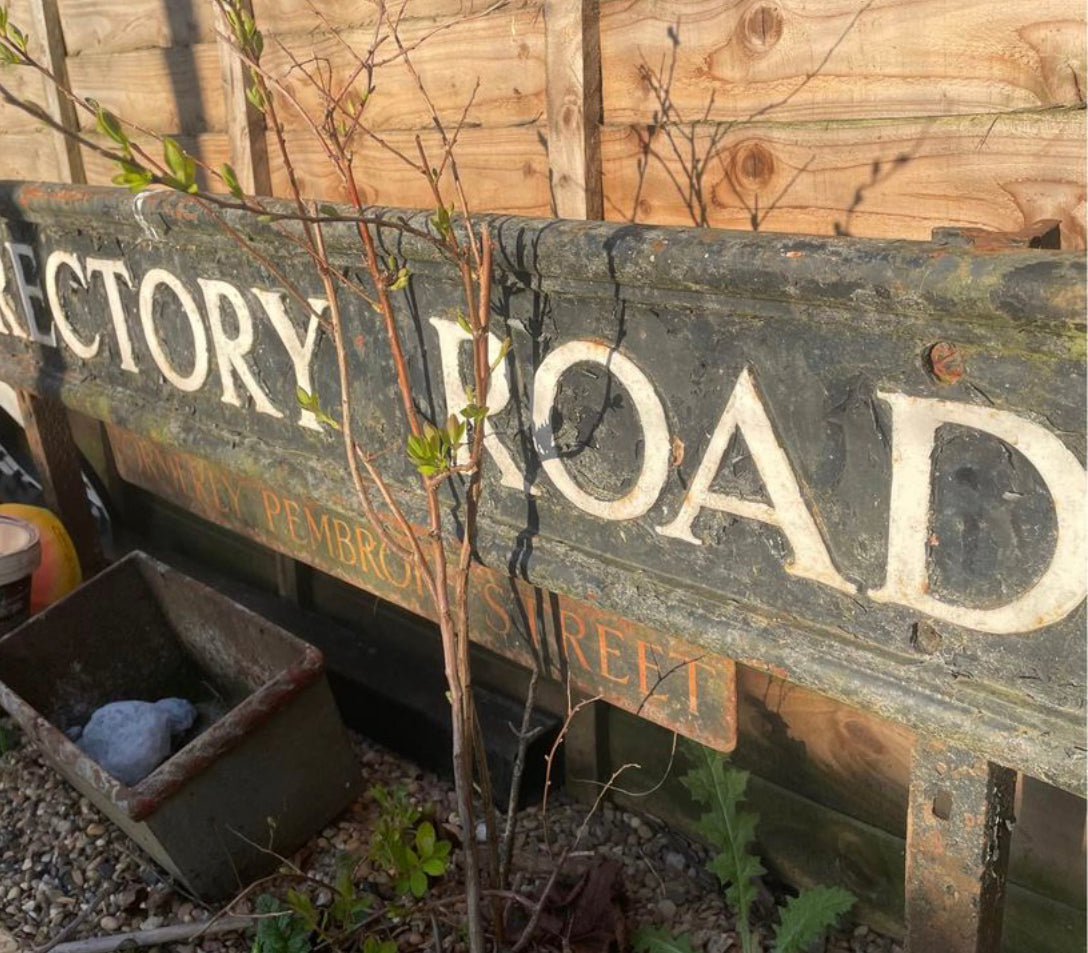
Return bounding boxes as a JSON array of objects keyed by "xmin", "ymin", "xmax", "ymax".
[
  {"xmin": 0, "ymin": 1, "xmax": 1084, "ymax": 947},
  {"xmin": 1, "ymin": 0, "xmax": 1085, "ymax": 245}
]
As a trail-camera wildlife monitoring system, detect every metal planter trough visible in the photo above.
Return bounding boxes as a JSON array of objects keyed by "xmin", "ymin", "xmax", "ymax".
[{"xmin": 0, "ymin": 551, "xmax": 361, "ymax": 899}]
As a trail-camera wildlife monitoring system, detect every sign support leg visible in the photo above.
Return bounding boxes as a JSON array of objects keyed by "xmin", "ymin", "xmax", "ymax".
[
  {"xmin": 905, "ymin": 738, "xmax": 1016, "ymax": 953},
  {"xmin": 16, "ymin": 390, "xmax": 104, "ymax": 575}
]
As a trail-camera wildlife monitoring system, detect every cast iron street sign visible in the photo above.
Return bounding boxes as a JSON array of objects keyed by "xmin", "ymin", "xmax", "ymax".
[{"xmin": 0, "ymin": 183, "xmax": 1083, "ymax": 793}]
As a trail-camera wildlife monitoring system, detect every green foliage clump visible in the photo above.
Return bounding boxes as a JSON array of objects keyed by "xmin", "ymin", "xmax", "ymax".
[
  {"xmin": 369, "ymin": 785, "xmax": 452, "ymax": 898},
  {"xmin": 635, "ymin": 744, "xmax": 855, "ymax": 953}
]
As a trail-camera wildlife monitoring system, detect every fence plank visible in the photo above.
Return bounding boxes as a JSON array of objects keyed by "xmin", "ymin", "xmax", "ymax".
[
  {"xmin": 544, "ymin": 0, "xmax": 602, "ymax": 219},
  {"xmin": 267, "ymin": 125, "xmax": 552, "ymax": 214},
  {"xmin": 600, "ymin": 109, "xmax": 1086, "ymax": 247},
  {"xmin": 51, "ymin": 0, "xmax": 540, "ymax": 56},
  {"xmin": 0, "ymin": 67, "xmax": 50, "ymax": 132},
  {"xmin": 0, "ymin": 131, "xmax": 62, "ymax": 180},
  {"xmin": 27, "ymin": 0, "xmax": 85, "ymax": 184},
  {"xmin": 63, "ymin": 7, "xmax": 545, "ymax": 138},
  {"xmin": 600, "ymin": 0, "xmax": 1086, "ymax": 125},
  {"xmin": 215, "ymin": 0, "xmax": 270, "ymax": 195},
  {"xmin": 67, "ymin": 43, "xmax": 225, "ymax": 135}
]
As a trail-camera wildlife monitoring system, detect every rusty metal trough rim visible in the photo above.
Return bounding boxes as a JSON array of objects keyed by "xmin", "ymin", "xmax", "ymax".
[
  {"xmin": 0, "ymin": 551, "xmax": 326, "ymax": 821},
  {"xmin": 0, "ymin": 181, "xmax": 1083, "ymax": 331}
]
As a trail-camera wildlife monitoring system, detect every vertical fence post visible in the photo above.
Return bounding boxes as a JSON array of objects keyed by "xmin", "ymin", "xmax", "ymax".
[
  {"xmin": 905, "ymin": 738, "xmax": 1017, "ymax": 952},
  {"xmin": 18, "ymin": 0, "xmax": 104, "ymax": 575},
  {"xmin": 27, "ymin": 0, "xmax": 84, "ymax": 185},
  {"xmin": 214, "ymin": 0, "xmax": 271, "ymax": 196},
  {"xmin": 544, "ymin": 0, "xmax": 608, "ymax": 788},
  {"xmin": 544, "ymin": 0, "xmax": 603, "ymax": 220}
]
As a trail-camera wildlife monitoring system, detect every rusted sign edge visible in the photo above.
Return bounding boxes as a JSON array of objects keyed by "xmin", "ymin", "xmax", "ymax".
[{"xmin": 1, "ymin": 182, "xmax": 1084, "ymax": 328}]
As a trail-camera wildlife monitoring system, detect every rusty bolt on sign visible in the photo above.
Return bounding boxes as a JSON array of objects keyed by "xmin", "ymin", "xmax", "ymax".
[{"xmin": 926, "ymin": 342, "xmax": 966, "ymax": 384}]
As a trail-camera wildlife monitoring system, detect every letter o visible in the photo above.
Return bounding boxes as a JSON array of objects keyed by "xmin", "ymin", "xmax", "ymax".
[
  {"xmin": 138, "ymin": 268, "xmax": 209, "ymax": 392},
  {"xmin": 532, "ymin": 340, "xmax": 670, "ymax": 520}
]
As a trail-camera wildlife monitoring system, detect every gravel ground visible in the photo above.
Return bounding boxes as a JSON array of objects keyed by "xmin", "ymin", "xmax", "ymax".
[{"xmin": 0, "ymin": 721, "xmax": 902, "ymax": 953}]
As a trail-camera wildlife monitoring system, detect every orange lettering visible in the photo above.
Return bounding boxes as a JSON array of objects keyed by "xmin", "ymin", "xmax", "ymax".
[
  {"xmin": 636, "ymin": 640, "xmax": 669, "ymax": 706},
  {"xmin": 597, "ymin": 624, "xmax": 629, "ymax": 685},
  {"xmin": 481, "ymin": 582, "xmax": 512, "ymax": 636},
  {"xmin": 560, "ymin": 609, "xmax": 590, "ymax": 670},
  {"xmin": 355, "ymin": 525, "xmax": 383, "ymax": 578},
  {"xmin": 219, "ymin": 474, "xmax": 243, "ymax": 518},
  {"xmin": 261, "ymin": 489, "xmax": 282, "ymax": 530},
  {"xmin": 333, "ymin": 518, "xmax": 356, "ymax": 566},
  {"xmin": 304, "ymin": 506, "xmax": 333, "ymax": 558},
  {"xmin": 283, "ymin": 498, "xmax": 306, "ymax": 544}
]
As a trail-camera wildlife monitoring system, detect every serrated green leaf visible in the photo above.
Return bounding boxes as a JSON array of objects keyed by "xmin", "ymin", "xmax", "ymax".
[
  {"xmin": 680, "ymin": 744, "xmax": 761, "ymax": 944},
  {"xmin": 772, "ymin": 886, "xmax": 855, "ymax": 953}
]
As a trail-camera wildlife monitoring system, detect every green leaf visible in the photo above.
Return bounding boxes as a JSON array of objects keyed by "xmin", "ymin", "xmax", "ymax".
[
  {"xmin": 455, "ymin": 309, "xmax": 472, "ymax": 335},
  {"xmin": 0, "ymin": 46, "xmax": 18, "ymax": 66},
  {"xmin": 296, "ymin": 387, "xmax": 319, "ymax": 410},
  {"xmin": 415, "ymin": 821, "xmax": 436, "ymax": 856},
  {"xmin": 680, "ymin": 744, "xmax": 762, "ymax": 944},
  {"xmin": 432, "ymin": 839, "xmax": 451, "ymax": 859},
  {"xmin": 95, "ymin": 106, "xmax": 128, "ymax": 149},
  {"xmin": 163, "ymin": 137, "xmax": 186, "ymax": 180},
  {"xmin": 389, "ymin": 266, "xmax": 411, "ymax": 292},
  {"xmin": 772, "ymin": 886, "xmax": 855, "ymax": 953},
  {"xmin": 221, "ymin": 162, "xmax": 243, "ymax": 199},
  {"xmin": 632, "ymin": 927, "xmax": 699, "ymax": 953},
  {"xmin": 9, "ymin": 23, "xmax": 26, "ymax": 54},
  {"xmin": 489, "ymin": 337, "xmax": 512, "ymax": 372},
  {"xmin": 408, "ymin": 869, "xmax": 427, "ymax": 898},
  {"xmin": 420, "ymin": 857, "xmax": 446, "ymax": 877},
  {"xmin": 258, "ymin": 213, "xmax": 274, "ymax": 224},
  {"xmin": 246, "ymin": 81, "xmax": 267, "ymax": 112},
  {"xmin": 318, "ymin": 204, "xmax": 338, "ymax": 217}
]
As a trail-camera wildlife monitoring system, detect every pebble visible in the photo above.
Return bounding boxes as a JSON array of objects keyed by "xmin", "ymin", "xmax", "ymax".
[{"xmin": 0, "ymin": 726, "xmax": 895, "ymax": 953}]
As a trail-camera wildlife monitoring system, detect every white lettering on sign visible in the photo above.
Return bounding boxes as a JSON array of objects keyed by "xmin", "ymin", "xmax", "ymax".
[
  {"xmin": 138, "ymin": 268, "xmax": 209, "ymax": 392},
  {"xmin": 657, "ymin": 367, "xmax": 856, "ymax": 594},
  {"xmin": 0, "ymin": 243, "xmax": 1083, "ymax": 634},
  {"xmin": 199, "ymin": 279, "xmax": 282, "ymax": 418},
  {"xmin": 870, "ymin": 392, "xmax": 1087, "ymax": 634},
  {"xmin": 253, "ymin": 289, "xmax": 326, "ymax": 431},
  {"xmin": 430, "ymin": 316, "xmax": 535, "ymax": 494},
  {"xmin": 45, "ymin": 251, "xmax": 99, "ymax": 359},
  {"xmin": 85, "ymin": 258, "xmax": 138, "ymax": 373},
  {"xmin": 5, "ymin": 243, "xmax": 54, "ymax": 346},
  {"xmin": 533, "ymin": 339, "xmax": 671, "ymax": 521},
  {"xmin": 0, "ymin": 245, "xmax": 29, "ymax": 339}
]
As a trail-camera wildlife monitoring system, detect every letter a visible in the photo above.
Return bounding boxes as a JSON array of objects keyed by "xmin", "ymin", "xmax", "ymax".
[{"xmin": 657, "ymin": 367, "xmax": 855, "ymax": 594}]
